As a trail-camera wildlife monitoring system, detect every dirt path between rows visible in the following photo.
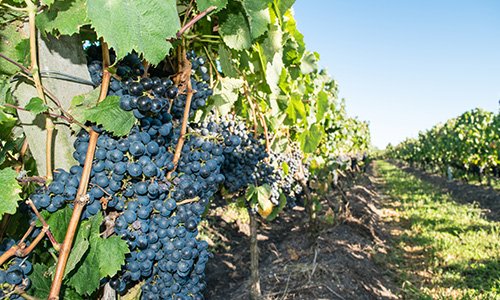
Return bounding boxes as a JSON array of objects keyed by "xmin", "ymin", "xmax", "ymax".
[{"xmin": 204, "ymin": 164, "xmax": 403, "ymax": 299}]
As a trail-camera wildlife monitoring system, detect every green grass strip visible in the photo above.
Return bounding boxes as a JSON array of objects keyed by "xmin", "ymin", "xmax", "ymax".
[{"xmin": 376, "ymin": 160, "xmax": 499, "ymax": 300}]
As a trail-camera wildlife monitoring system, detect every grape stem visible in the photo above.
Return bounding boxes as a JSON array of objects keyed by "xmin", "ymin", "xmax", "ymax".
[
  {"xmin": 177, "ymin": 196, "xmax": 199, "ymax": 206},
  {"xmin": 175, "ymin": 5, "xmax": 217, "ymax": 39},
  {"xmin": 48, "ymin": 40, "xmax": 111, "ymax": 300},
  {"xmin": 0, "ymin": 53, "xmax": 88, "ymax": 131},
  {"xmin": 26, "ymin": 199, "xmax": 60, "ymax": 251},
  {"xmin": 167, "ymin": 48, "xmax": 194, "ymax": 179},
  {"xmin": 16, "ymin": 175, "xmax": 47, "ymax": 185}
]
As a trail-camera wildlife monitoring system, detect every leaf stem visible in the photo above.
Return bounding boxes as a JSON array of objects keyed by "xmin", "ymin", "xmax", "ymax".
[
  {"xmin": 176, "ymin": 5, "xmax": 217, "ymax": 39},
  {"xmin": 48, "ymin": 40, "xmax": 111, "ymax": 300}
]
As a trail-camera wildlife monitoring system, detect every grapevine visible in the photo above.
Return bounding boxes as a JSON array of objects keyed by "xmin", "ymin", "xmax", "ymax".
[{"xmin": 0, "ymin": 1, "xmax": 371, "ymax": 299}]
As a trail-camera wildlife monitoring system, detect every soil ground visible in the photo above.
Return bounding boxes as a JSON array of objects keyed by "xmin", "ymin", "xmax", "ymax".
[{"xmin": 203, "ymin": 161, "xmax": 499, "ymax": 299}]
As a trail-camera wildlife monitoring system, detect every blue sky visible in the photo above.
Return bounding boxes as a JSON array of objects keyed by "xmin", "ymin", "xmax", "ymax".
[{"xmin": 293, "ymin": 1, "xmax": 500, "ymax": 148}]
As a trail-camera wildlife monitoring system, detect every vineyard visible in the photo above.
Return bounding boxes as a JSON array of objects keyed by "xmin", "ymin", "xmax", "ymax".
[
  {"xmin": 0, "ymin": 1, "xmax": 499, "ymax": 300},
  {"xmin": 387, "ymin": 108, "xmax": 500, "ymax": 185}
]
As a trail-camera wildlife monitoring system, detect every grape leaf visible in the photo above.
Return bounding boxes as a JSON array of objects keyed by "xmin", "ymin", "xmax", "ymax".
[
  {"xmin": 25, "ymin": 97, "xmax": 49, "ymax": 115},
  {"xmin": 43, "ymin": 206, "xmax": 73, "ymax": 242},
  {"xmin": 83, "ymin": 96, "xmax": 135, "ymax": 137},
  {"xmin": 0, "ymin": 107, "xmax": 17, "ymax": 140},
  {"xmin": 299, "ymin": 124, "xmax": 324, "ymax": 153},
  {"xmin": 300, "ymin": 51, "xmax": 319, "ymax": 74},
  {"xmin": 240, "ymin": 0, "xmax": 271, "ymax": 40},
  {"xmin": 87, "ymin": 0, "xmax": 180, "ymax": 65},
  {"xmin": 275, "ymin": 0, "xmax": 295, "ymax": 16},
  {"xmin": 67, "ymin": 213, "xmax": 128, "ymax": 295},
  {"xmin": 219, "ymin": 11, "xmax": 252, "ymax": 50},
  {"xmin": 29, "ymin": 264, "xmax": 52, "ymax": 299},
  {"xmin": 94, "ymin": 235, "xmax": 129, "ymax": 278},
  {"xmin": 196, "ymin": 0, "xmax": 228, "ymax": 12},
  {"xmin": 266, "ymin": 192, "xmax": 286, "ymax": 221},
  {"xmin": 41, "ymin": 0, "xmax": 55, "ymax": 7},
  {"xmin": 67, "ymin": 251, "xmax": 100, "ymax": 295},
  {"xmin": 218, "ymin": 45, "xmax": 238, "ymax": 78},
  {"xmin": 68, "ymin": 88, "xmax": 100, "ymax": 132},
  {"xmin": 285, "ymin": 94, "xmax": 306, "ymax": 123},
  {"xmin": 0, "ymin": 168, "xmax": 22, "ymax": 219},
  {"xmin": 316, "ymin": 91, "xmax": 329, "ymax": 122},
  {"xmin": 36, "ymin": 0, "xmax": 90, "ymax": 36},
  {"xmin": 210, "ymin": 77, "xmax": 244, "ymax": 115},
  {"xmin": 246, "ymin": 184, "xmax": 273, "ymax": 218},
  {"xmin": 0, "ymin": 22, "xmax": 29, "ymax": 75},
  {"xmin": 64, "ymin": 239, "xmax": 90, "ymax": 278}
]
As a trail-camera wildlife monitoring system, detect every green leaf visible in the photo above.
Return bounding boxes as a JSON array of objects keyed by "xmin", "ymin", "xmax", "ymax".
[
  {"xmin": 300, "ymin": 51, "xmax": 319, "ymax": 74},
  {"xmin": 219, "ymin": 11, "xmax": 252, "ymax": 50},
  {"xmin": 0, "ymin": 168, "xmax": 22, "ymax": 219},
  {"xmin": 316, "ymin": 91, "xmax": 329, "ymax": 122},
  {"xmin": 36, "ymin": 0, "xmax": 90, "ymax": 36},
  {"xmin": 68, "ymin": 88, "xmax": 100, "ymax": 132},
  {"xmin": 94, "ymin": 236, "xmax": 129, "ymax": 278},
  {"xmin": 210, "ymin": 77, "xmax": 244, "ymax": 115},
  {"xmin": 275, "ymin": 0, "xmax": 295, "ymax": 17},
  {"xmin": 285, "ymin": 94, "xmax": 306, "ymax": 123},
  {"xmin": 64, "ymin": 239, "xmax": 90, "ymax": 278},
  {"xmin": 67, "ymin": 213, "xmax": 128, "ymax": 295},
  {"xmin": 43, "ymin": 206, "xmax": 73, "ymax": 242},
  {"xmin": 41, "ymin": 0, "xmax": 55, "ymax": 7},
  {"xmin": 240, "ymin": 0, "xmax": 271, "ymax": 40},
  {"xmin": 218, "ymin": 45, "xmax": 238, "ymax": 78},
  {"xmin": 29, "ymin": 264, "xmax": 52, "ymax": 299},
  {"xmin": 25, "ymin": 97, "xmax": 49, "ymax": 115},
  {"xmin": 84, "ymin": 96, "xmax": 135, "ymax": 137},
  {"xmin": 282, "ymin": 161, "xmax": 289, "ymax": 175},
  {"xmin": 245, "ymin": 184, "xmax": 273, "ymax": 218},
  {"xmin": 266, "ymin": 192, "xmax": 286, "ymax": 221},
  {"xmin": 0, "ymin": 22, "xmax": 29, "ymax": 75},
  {"xmin": 0, "ymin": 107, "xmax": 17, "ymax": 140},
  {"xmin": 299, "ymin": 124, "xmax": 324, "ymax": 154},
  {"xmin": 67, "ymin": 250, "xmax": 100, "ymax": 295},
  {"xmin": 196, "ymin": 0, "xmax": 227, "ymax": 12},
  {"xmin": 87, "ymin": 0, "xmax": 180, "ymax": 65}
]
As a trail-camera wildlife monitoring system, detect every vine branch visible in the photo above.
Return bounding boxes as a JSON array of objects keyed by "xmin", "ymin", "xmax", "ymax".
[
  {"xmin": 167, "ymin": 48, "xmax": 194, "ymax": 179},
  {"xmin": 48, "ymin": 40, "xmax": 111, "ymax": 300},
  {"xmin": 25, "ymin": 0, "xmax": 55, "ymax": 180}
]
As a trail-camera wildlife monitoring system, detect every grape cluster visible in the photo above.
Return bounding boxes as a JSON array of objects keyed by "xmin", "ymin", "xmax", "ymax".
[
  {"xmin": 267, "ymin": 148, "xmax": 309, "ymax": 207},
  {"xmin": 199, "ymin": 115, "xmax": 268, "ymax": 194},
  {"xmin": 0, "ymin": 239, "xmax": 32, "ymax": 299},
  {"xmin": 110, "ymin": 128, "xmax": 227, "ymax": 299}
]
